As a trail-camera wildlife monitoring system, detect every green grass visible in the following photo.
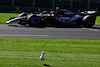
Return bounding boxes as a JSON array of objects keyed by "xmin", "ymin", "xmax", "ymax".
[
  {"xmin": 96, "ymin": 16, "xmax": 100, "ymax": 25},
  {"xmin": 0, "ymin": 39, "xmax": 100, "ymax": 67},
  {"xmin": 0, "ymin": 13, "xmax": 100, "ymax": 25},
  {"xmin": 0, "ymin": 13, "xmax": 19, "ymax": 23}
]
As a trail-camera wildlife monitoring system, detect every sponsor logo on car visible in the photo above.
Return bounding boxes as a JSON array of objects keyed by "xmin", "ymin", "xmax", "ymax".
[{"xmin": 60, "ymin": 17, "xmax": 71, "ymax": 23}]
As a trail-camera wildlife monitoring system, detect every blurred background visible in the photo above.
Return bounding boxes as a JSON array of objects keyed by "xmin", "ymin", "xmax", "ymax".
[{"xmin": 0, "ymin": 0, "xmax": 100, "ymax": 13}]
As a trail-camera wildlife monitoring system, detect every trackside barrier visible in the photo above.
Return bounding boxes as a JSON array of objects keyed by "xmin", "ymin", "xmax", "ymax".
[{"xmin": 0, "ymin": 5, "xmax": 100, "ymax": 15}]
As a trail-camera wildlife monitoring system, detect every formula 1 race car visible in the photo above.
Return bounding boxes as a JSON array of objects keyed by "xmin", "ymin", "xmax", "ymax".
[{"xmin": 6, "ymin": 9, "xmax": 97, "ymax": 28}]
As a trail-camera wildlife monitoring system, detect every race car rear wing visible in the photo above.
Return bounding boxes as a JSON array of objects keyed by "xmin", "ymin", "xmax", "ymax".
[{"xmin": 81, "ymin": 11, "xmax": 97, "ymax": 16}]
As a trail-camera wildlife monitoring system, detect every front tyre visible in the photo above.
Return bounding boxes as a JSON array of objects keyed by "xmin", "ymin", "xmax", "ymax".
[
  {"xmin": 27, "ymin": 15, "xmax": 38, "ymax": 27},
  {"xmin": 27, "ymin": 15, "xmax": 44, "ymax": 27}
]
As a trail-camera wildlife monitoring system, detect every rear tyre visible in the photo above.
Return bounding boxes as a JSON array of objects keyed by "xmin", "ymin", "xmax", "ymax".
[{"xmin": 83, "ymin": 17, "xmax": 95, "ymax": 28}]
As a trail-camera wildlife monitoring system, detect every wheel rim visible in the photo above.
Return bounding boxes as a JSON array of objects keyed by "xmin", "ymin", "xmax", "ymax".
[
  {"xmin": 87, "ymin": 18, "xmax": 93, "ymax": 25},
  {"xmin": 31, "ymin": 17, "xmax": 37, "ymax": 24}
]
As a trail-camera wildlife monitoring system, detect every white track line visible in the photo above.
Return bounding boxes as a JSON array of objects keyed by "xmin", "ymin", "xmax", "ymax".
[
  {"xmin": 89, "ymin": 29, "xmax": 98, "ymax": 32},
  {"xmin": 0, "ymin": 34, "xmax": 49, "ymax": 37}
]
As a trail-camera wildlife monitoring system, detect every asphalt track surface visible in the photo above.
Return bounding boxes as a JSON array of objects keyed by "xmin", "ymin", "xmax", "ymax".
[{"xmin": 0, "ymin": 24, "xmax": 100, "ymax": 40}]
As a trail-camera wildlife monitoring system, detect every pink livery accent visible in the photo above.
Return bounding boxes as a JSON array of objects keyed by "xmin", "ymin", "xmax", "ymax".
[{"xmin": 64, "ymin": 11, "xmax": 74, "ymax": 15}]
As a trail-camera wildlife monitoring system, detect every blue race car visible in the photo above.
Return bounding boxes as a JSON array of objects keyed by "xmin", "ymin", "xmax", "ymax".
[{"xmin": 6, "ymin": 9, "xmax": 97, "ymax": 28}]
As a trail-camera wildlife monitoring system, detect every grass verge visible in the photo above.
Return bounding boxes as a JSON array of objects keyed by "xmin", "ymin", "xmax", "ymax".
[
  {"xmin": 0, "ymin": 39, "xmax": 100, "ymax": 67},
  {"xmin": 0, "ymin": 13, "xmax": 19, "ymax": 23},
  {"xmin": 96, "ymin": 16, "xmax": 100, "ymax": 25}
]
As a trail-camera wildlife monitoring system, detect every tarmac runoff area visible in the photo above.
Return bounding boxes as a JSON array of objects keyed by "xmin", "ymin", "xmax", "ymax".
[{"xmin": 0, "ymin": 24, "xmax": 100, "ymax": 40}]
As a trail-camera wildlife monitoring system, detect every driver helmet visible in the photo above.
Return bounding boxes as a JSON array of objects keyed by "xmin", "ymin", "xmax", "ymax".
[{"xmin": 50, "ymin": 11, "xmax": 54, "ymax": 14}]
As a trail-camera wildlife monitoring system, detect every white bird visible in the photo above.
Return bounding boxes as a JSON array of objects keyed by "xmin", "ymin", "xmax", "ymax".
[{"xmin": 39, "ymin": 51, "xmax": 45, "ymax": 64}]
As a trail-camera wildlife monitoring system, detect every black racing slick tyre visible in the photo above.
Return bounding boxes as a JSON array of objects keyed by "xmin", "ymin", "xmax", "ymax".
[
  {"xmin": 27, "ymin": 15, "xmax": 38, "ymax": 27},
  {"xmin": 27, "ymin": 15, "xmax": 44, "ymax": 27},
  {"xmin": 83, "ymin": 16, "xmax": 95, "ymax": 28}
]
